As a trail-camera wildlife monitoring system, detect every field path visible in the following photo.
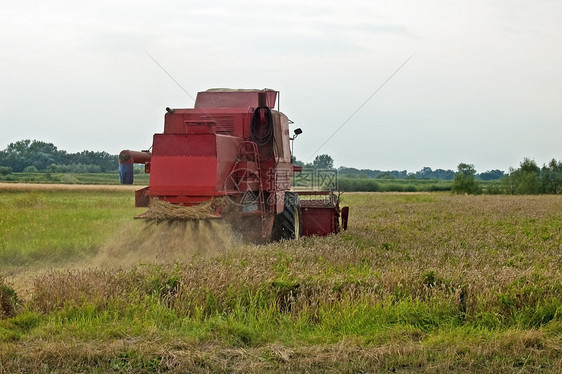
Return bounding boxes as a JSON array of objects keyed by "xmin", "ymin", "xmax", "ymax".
[{"xmin": 0, "ymin": 182, "xmax": 143, "ymax": 191}]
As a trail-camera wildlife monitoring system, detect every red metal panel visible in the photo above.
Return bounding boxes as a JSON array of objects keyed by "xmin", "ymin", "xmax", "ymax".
[
  {"xmin": 149, "ymin": 156, "xmax": 217, "ymax": 192},
  {"xmin": 216, "ymin": 134, "xmax": 241, "ymax": 193},
  {"xmin": 301, "ymin": 206, "xmax": 337, "ymax": 236},
  {"xmin": 148, "ymin": 133, "xmax": 217, "ymax": 198},
  {"xmin": 164, "ymin": 108, "xmax": 246, "ymax": 138},
  {"xmin": 151, "ymin": 133, "xmax": 216, "ymax": 157},
  {"xmin": 195, "ymin": 89, "xmax": 277, "ymax": 109},
  {"xmin": 135, "ymin": 187, "xmax": 149, "ymax": 207},
  {"xmin": 146, "ymin": 132, "xmax": 242, "ymax": 203}
]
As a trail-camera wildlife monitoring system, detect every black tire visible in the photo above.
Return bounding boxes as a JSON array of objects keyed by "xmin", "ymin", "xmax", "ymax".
[{"xmin": 272, "ymin": 192, "xmax": 302, "ymax": 241}]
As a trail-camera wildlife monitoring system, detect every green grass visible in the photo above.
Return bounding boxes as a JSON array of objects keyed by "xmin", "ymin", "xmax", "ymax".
[
  {"xmin": 0, "ymin": 172, "xmax": 506, "ymax": 193},
  {"xmin": 338, "ymin": 177, "xmax": 504, "ymax": 193},
  {"xmin": 0, "ymin": 189, "xmax": 139, "ymax": 266},
  {"xmin": 0, "ymin": 189, "xmax": 561, "ymax": 372},
  {"xmin": 0, "ymin": 172, "xmax": 149, "ymax": 185},
  {"xmin": 338, "ymin": 177, "xmax": 453, "ymax": 192}
]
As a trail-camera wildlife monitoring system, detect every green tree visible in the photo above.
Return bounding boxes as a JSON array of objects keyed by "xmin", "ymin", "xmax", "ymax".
[
  {"xmin": 478, "ymin": 169, "xmax": 505, "ymax": 180},
  {"xmin": 312, "ymin": 154, "xmax": 334, "ymax": 169},
  {"xmin": 291, "ymin": 156, "xmax": 305, "ymax": 167},
  {"xmin": 0, "ymin": 139, "xmax": 31, "ymax": 171},
  {"xmin": 505, "ymin": 158, "xmax": 540, "ymax": 194},
  {"xmin": 0, "ymin": 140, "xmax": 62, "ymax": 171},
  {"xmin": 451, "ymin": 163, "xmax": 480, "ymax": 194},
  {"xmin": 375, "ymin": 171, "xmax": 395, "ymax": 179},
  {"xmin": 540, "ymin": 159, "xmax": 562, "ymax": 194},
  {"xmin": 0, "ymin": 139, "xmax": 119, "ymax": 173},
  {"xmin": 416, "ymin": 167, "xmax": 433, "ymax": 179}
]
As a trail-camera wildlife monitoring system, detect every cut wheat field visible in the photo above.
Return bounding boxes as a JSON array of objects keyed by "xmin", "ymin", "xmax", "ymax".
[{"xmin": 0, "ymin": 187, "xmax": 561, "ymax": 373}]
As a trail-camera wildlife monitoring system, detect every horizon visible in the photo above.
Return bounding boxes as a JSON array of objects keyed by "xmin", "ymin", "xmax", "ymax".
[{"xmin": 3, "ymin": 137, "xmax": 553, "ymax": 175}]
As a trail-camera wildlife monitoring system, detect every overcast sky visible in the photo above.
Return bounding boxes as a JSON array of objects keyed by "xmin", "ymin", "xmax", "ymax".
[{"xmin": 1, "ymin": 0, "xmax": 560, "ymax": 172}]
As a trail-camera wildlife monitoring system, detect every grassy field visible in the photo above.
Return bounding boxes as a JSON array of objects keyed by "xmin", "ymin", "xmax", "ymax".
[
  {"xmin": 0, "ymin": 172, "xmax": 150, "ymax": 185},
  {"xmin": 0, "ymin": 186, "xmax": 561, "ymax": 373},
  {"xmin": 0, "ymin": 172, "xmax": 511, "ymax": 193}
]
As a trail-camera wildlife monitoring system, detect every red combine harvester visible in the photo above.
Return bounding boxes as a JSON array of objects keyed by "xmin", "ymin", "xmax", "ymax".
[{"xmin": 119, "ymin": 88, "xmax": 348, "ymax": 241}]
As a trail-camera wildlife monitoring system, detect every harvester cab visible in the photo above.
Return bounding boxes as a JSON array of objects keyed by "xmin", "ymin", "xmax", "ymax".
[{"xmin": 120, "ymin": 88, "xmax": 348, "ymax": 241}]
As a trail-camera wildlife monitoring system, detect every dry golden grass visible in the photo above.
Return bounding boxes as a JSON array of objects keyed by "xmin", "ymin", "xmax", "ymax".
[
  {"xmin": 0, "ymin": 332, "xmax": 560, "ymax": 373},
  {"xmin": 0, "ymin": 182, "xmax": 142, "ymax": 192},
  {"xmin": 140, "ymin": 198, "xmax": 225, "ymax": 220},
  {"xmin": 0, "ymin": 277, "xmax": 17, "ymax": 318}
]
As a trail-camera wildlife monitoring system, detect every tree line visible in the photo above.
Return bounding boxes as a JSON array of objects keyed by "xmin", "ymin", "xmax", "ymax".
[
  {"xmin": 503, "ymin": 158, "xmax": 562, "ymax": 194},
  {"xmin": 1, "ymin": 140, "xmax": 560, "ymax": 195},
  {"xmin": 452, "ymin": 158, "xmax": 562, "ymax": 195},
  {"xmin": 296, "ymin": 154, "xmax": 504, "ymax": 181},
  {"xmin": 0, "ymin": 140, "xmax": 507, "ymax": 182},
  {"xmin": 0, "ymin": 139, "xmax": 118, "ymax": 174}
]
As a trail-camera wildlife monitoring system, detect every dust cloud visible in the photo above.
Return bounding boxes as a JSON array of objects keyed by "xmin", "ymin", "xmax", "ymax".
[{"xmin": 94, "ymin": 219, "xmax": 240, "ymax": 268}]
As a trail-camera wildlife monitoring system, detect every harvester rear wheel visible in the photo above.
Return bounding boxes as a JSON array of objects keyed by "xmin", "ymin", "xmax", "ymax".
[{"xmin": 272, "ymin": 192, "xmax": 302, "ymax": 241}]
